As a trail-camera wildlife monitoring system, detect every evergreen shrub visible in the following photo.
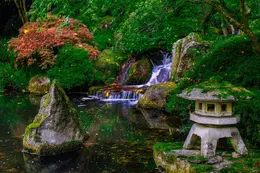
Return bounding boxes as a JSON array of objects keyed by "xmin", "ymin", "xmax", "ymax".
[{"xmin": 47, "ymin": 45, "xmax": 97, "ymax": 89}]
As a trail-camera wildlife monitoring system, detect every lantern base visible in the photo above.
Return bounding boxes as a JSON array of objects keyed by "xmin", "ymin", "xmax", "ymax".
[{"xmin": 183, "ymin": 123, "xmax": 248, "ymax": 157}]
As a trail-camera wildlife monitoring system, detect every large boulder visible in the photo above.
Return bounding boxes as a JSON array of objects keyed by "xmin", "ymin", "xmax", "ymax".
[
  {"xmin": 137, "ymin": 82, "xmax": 176, "ymax": 109},
  {"xmin": 126, "ymin": 58, "xmax": 152, "ymax": 85},
  {"xmin": 171, "ymin": 33, "xmax": 208, "ymax": 81},
  {"xmin": 28, "ymin": 76, "xmax": 50, "ymax": 94},
  {"xmin": 23, "ymin": 81, "xmax": 87, "ymax": 156}
]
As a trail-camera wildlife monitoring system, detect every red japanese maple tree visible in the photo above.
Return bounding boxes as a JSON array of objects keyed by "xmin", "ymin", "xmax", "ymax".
[{"xmin": 9, "ymin": 17, "xmax": 100, "ymax": 69}]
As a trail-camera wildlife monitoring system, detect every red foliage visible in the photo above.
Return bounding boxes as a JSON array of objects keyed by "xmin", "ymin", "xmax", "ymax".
[
  {"xmin": 9, "ymin": 17, "xmax": 100, "ymax": 69},
  {"xmin": 75, "ymin": 43, "xmax": 100, "ymax": 59}
]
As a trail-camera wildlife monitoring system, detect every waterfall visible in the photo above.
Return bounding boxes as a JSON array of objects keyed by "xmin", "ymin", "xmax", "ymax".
[
  {"xmin": 139, "ymin": 52, "xmax": 172, "ymax": 87},
  {"xmin": 115, "ymin": 56, "xmax": 135, "ymax": 85},
  {"xmin": 97, "ymin": 90, "xmax": 143, "ymax": 101},
  {"xmin": 82, "ymin": 52, "xmax": 172, "ymax": 103}
]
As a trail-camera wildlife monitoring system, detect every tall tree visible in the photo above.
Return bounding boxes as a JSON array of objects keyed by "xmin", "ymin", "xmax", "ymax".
[
  {"xmin": 14, "ymin": 0, "xmax": 28, "ymax": 24},
  {"xmin": 201, "ymin": 0, "xmax": 260, "ymax": 54}
]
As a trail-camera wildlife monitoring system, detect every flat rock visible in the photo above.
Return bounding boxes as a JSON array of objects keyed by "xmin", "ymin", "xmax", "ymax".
[
  {"xmin": 172, "ymin": 149, "xmax": 201, "ymax": 157},
  {"xmin": 232, "ymin": 152, "xmax": 242, "ymax": 158},
  {"xmin": 213, "ymin": 160, "xmax": 233, "ymax": 170},
  {"xmin": 207, "ymin": 156, "xmax": 223, "ymax": 164}
]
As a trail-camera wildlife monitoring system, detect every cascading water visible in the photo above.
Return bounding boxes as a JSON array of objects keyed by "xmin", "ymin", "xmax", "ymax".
[
  {"xmin": 138, "ymin": 52, "xmax": 172, "ymax": 87},
  {"xmin": 97, "ymin": 90, "xmax": 143, "ymax": 101},
  {"xmin": 83, "ymin": 52, "xmax": 173, "ymax": 103}
]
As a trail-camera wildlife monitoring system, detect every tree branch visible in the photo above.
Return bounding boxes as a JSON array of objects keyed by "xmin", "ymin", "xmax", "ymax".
[{"xmin": 203, "ymin": 0, "xmax": 242, "ymax": 29}]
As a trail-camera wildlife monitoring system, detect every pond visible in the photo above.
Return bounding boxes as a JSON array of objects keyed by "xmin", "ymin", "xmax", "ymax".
[{"xmin": 0, "ymin": 94, "xmax": 179, "ymax": 173}]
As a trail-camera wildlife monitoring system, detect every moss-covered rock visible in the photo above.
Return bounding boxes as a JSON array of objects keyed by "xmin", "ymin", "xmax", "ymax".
[
  {"xmin": 137, "ymin": 82, "xmax": 176, "ymax": 109},
  {"xmin": 23, "ymin": 81, "xmax": 88, "ymax": 156},
  {"xmin": 153, "ymin": 142, "xmax": 215, "ymax": 173},
  {"xmin": 126, "ymin": 58, "xmax": 152, "ymax": 85},
  {"xmin": 171, "ymin": 33, "xmax": 209, "ymax": 82},
  {"xmin": 28, "ymin": 76, "xmax": 50, "ymax": 94},
  {"xmin": 94, "ymin": 49, "xmax": 126, "ymax": 84},
  {"xmin": 153, "ymin": 142, "xmax": 260, "ymax": 173}
]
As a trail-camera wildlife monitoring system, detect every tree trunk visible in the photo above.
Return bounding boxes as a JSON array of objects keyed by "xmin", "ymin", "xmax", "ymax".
[
  {"xmin": 203, "ymin": 0, "xmax": 260, "ymax": 54},
  {"xmin": 244, "ymin": 28, "xmax": 260, "ymax": 54},
  {"xmin": 14, "ymin": 0, "xmax": 28, "ymax": 24}
]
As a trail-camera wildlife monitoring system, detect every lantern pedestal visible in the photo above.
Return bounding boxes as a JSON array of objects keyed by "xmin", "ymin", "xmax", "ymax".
[{"xmin": 183, "ymin": 123, "xmax": 248, "ymax": 157}]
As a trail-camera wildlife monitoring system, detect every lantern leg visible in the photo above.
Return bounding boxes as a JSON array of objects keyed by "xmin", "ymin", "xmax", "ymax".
[
  {"xmin": 230, "ymin": 128, "xmax": 248, "ymax": 155},
  {"xmin": 201, "ymin": 138, "xmax": 218, "ymax": 157},
  {"xmin": 183, "ymin": 124, "xmax": 200, "ymax": 149}
]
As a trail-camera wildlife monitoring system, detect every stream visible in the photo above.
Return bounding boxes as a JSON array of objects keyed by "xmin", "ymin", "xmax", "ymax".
[{"xmin": 0, "ymin": 94, "xmax": 178, "ymax": 173}]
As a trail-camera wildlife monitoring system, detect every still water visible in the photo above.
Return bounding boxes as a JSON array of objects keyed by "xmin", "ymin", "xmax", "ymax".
[{"xmin": 0, "ymin": 94, "xmax": 178, "ymax": 173}]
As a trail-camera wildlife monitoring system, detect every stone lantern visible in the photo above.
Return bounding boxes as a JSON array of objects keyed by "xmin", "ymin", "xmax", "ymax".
[{"xmin": 178, "ymin": 88, "xmax": 248, "ymax": 157}]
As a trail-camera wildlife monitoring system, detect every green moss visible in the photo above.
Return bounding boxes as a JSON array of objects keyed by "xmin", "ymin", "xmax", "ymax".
[
  {"xmin": 94, "ymin": 49, "xmax": 127, "ymax": 85},
  {"xmin": 153, "ymin": 142, "xmax": 183, "ymax": 153},
  {"xmin": 184, "ymin": 77, "xmax": 254, "ymax": 100},
  {"xmin": 42, "ymin": 94, "xmax": 51, "ymax": 107},
  {"xmin": 154, "ymin": 142, "xmax": 215, "ymax": 173},
  {"xmin": 191, "ymin": 164, "xmax": 214, "ymax": 172},
  {"xmin": 220, "ymin": 149, "xmax": 260, "ymax": 173},
  {"xmin": 27, "ymin": 122, "xmax": 41, "ymax": 130},
  {"xmin": 165, "ymin": 153, "xmax": 177, "ymax": 162},
  {"xmin": 138, "ymin": 82, "xmax": 176, "ymax": 109}
]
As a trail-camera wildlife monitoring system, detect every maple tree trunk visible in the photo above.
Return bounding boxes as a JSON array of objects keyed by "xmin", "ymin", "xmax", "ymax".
[{"xmin": 203, "ymin": 0, "xmax": 260, "ymax": 54}]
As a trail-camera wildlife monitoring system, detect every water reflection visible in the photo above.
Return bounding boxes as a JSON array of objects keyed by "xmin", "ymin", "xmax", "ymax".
[
  {"xmin": 0, "ymin": 95, "xmax": 38, "ymax": 138},
  {"xmin": 0, "ymin": 95, "xmax": 177, "ymax": 173},
  {"xmin": 23, "ymin": 151, "xmax": 86, "ymax": 173}
]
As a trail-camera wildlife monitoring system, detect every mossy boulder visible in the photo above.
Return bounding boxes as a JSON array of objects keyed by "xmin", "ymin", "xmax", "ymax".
[
  {"xmin": 28, "ymin": 76, "xmax": 50, "ymax": 94},
  {"xmin": 23, "ymin": 81, "xmax": 88, "ymax": 156},
  {"xmin": 153, "ymin": 142, "xmax": 260, "ymax": 173},
  {"xmin": 137, "ymin": 82, "xmax": 176, "ymax": 109},
  {"xmin": 126, "ymin": 58, "xmax": 152, "ymax": 85},
  {"xmin": 171, "ymin": 33, "xmax": 208, "ymax": 82},
  {"xmin": 94, "ymin": 49, "xmax": 126, "ymax": 84},
  {"xmin": 153, "ymin": 144, "xmax": 214, "ymax": 173}
]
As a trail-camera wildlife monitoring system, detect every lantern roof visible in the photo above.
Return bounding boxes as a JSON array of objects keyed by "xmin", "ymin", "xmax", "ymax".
[{"xmin": 177, "ymin": 80, "xmax": 253, "ymax": 102}]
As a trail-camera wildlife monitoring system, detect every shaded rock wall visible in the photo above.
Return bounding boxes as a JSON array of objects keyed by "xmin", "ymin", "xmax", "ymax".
[{"xmin": 171, "ymin": 33, "xmax": 208, "ymax": 82}]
